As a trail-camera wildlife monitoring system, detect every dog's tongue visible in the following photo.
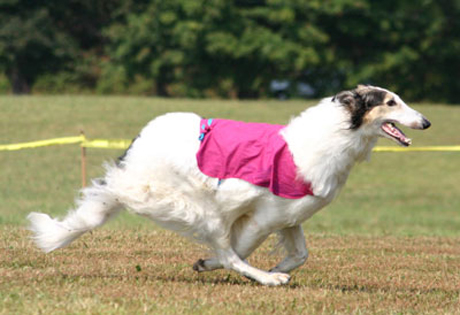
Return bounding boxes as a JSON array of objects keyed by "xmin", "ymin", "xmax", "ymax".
[{"xmin": 382, "ymin": 122, "xmax": 412, "ymax": 146}]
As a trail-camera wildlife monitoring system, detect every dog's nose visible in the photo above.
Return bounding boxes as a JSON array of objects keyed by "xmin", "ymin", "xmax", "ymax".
[{"xmin": 422, "ymin": 117, "xmax": 431, "ymax": 130}]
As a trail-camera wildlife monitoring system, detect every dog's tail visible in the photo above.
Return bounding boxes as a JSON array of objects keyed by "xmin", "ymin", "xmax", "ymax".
[{"xmin": 27, "ymin": 180, "xmax": 122, "ymax": 253}]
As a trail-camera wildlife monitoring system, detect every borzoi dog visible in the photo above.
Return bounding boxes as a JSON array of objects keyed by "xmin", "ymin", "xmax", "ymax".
[{"xmin": 27, "ymin": 85, "xmax": 431, "ymax": 286}]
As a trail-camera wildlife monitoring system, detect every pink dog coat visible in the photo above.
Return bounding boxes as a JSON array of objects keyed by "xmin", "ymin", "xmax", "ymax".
[{"xmin": 196, "ymin": 118, "xmax": 313, "ymax": 199}]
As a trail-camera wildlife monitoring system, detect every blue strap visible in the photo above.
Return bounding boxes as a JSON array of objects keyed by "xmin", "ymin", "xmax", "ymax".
[{"xmin": 199, "ymin": 119, "xmax": 213, "ymax": 141}]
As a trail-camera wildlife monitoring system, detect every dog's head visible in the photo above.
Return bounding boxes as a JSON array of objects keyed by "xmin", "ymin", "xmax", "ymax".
[{"xmin": 333, "ymin": 85, "xmax": 431, "ymax": 146}]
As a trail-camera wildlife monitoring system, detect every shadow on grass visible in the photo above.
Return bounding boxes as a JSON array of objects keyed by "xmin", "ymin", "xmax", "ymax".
[{"xmin": 33, "ymin": 270, "xmax": 458, "ymax": 296}]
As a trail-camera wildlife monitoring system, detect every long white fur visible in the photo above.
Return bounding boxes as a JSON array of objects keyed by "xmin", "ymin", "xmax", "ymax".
[{"xmin": 27, "ymin": 89, "xmax": 428, "ymax": 286}]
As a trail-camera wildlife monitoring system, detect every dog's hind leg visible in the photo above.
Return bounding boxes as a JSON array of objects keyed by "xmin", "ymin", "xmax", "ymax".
[
  {"xmin": 27, "ymin": 180, "xmax": 123, "ymax": 253},
  {"xmin": 269, "ymin": 225, "xmax": 308, "ymax": 273},
  {"xmin": 193, "ymin": 215, "xmax": 270, "ymax": 273},
  {"xmin": 214, "ymin": 242, "xmax": 290, "ymax": 286}
]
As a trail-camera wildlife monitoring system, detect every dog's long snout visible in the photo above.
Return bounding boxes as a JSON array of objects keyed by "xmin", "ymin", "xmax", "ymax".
[
  {"xmin": 408, "ymin": 115, "xmax": 431, "ymax": 130},
  {"xmin": 422, "ymin": 117, "xmax": 431, "ymax": 130},
  {"xmin": 396, "ymin": 102, "xmax": 431, "ymax": 130}
]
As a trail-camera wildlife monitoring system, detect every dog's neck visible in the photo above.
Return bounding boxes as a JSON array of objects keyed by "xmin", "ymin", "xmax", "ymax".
[{"xmin": 282, "ymin": 98, "xmax": 378, "ymax": 199}]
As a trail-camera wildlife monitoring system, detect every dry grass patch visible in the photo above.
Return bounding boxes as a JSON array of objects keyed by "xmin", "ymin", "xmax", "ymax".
[{"xmin": 1, "ymin": 227, "xmax": 459, "ymax": 314}]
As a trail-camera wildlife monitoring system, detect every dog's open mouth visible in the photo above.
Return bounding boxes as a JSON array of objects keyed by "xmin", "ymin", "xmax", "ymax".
[{"xmin": 381, "ymin": 122, "xmax": 412, "ymax": 146}]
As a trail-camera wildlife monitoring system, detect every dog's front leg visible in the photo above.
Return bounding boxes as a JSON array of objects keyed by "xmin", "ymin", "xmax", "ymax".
[{"xmin": 269, "ymin": 225, "xmax": 309, "ymax": 273}]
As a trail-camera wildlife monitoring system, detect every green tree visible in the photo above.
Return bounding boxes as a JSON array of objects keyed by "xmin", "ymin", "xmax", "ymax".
[
  {"xmin": 322, "ymin": 0, "xmax": 460, "ymax": 102},
  {"xmin": 102, "ymin": 0, "xmax": 334, "ymax": 98},
  {"xmin": 2, "ymin": 0, "xmax": 460, "ymax": 101},
  {"xmin": 0, "ymin": 1, "xmax": 74, "ymax": 93},
  {"xmin": 0, "ymin": 0, "xmax": 124, "ymax": 94}
]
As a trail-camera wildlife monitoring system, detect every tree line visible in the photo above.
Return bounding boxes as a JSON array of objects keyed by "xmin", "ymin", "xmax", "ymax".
[{"xmin": 1, "ymin": 0, "xmax": 459, "ymax": 102}]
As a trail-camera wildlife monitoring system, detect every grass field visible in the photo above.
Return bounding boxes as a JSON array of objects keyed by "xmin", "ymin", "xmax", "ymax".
[{"xmin": 1, "ymin": 96, "xmax": 459, "ymax": 314}]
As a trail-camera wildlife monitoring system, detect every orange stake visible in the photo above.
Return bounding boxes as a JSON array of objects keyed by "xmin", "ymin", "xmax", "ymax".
[{"xmin": 80, "ymin": 131, "xmax": 87, "ymax": 188}]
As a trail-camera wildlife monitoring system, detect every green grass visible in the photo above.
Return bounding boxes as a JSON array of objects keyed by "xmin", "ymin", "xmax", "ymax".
[
  {"xmin": 1, "ymin": 228, "xmax": 459, "ymax": 315},
  {"xmin": 1, "ymin": 96, "xmax": 460, "ymax": 314}
]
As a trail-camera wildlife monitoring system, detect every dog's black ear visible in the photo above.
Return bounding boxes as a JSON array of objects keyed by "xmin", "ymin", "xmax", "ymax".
[
  {"xmin": 334, "ymin": 89, "xmax": 367, "ymax": 129},
  {"xmin": 334, "ymin": 90, "xmax": 361, "ymax": 111}
]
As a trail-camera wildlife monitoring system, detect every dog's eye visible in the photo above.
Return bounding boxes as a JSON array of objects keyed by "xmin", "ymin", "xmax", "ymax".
[{"xmin": 387, "ymin": 99, "xmax": 397, "ymax": 106}]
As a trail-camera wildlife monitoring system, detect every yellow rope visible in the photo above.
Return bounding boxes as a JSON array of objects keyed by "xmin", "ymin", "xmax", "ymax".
[{"xmin": 0, "ymin": 136, "xmax": 458, "ymax": 152}]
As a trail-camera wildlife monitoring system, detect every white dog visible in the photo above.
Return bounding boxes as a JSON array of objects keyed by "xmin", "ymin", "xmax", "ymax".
[{"xmin": 28, "ymin": 85, "xmax": 430, "ymax": 286}]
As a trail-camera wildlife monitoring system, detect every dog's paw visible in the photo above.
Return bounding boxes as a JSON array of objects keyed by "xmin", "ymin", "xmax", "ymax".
[
  {"xmin": 192, "ymin": 259, "xmax": 206, "ymax": 272},
  {"xmin": 262, "ymin": 272, "xmax": 291, "ymax": 286}
]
